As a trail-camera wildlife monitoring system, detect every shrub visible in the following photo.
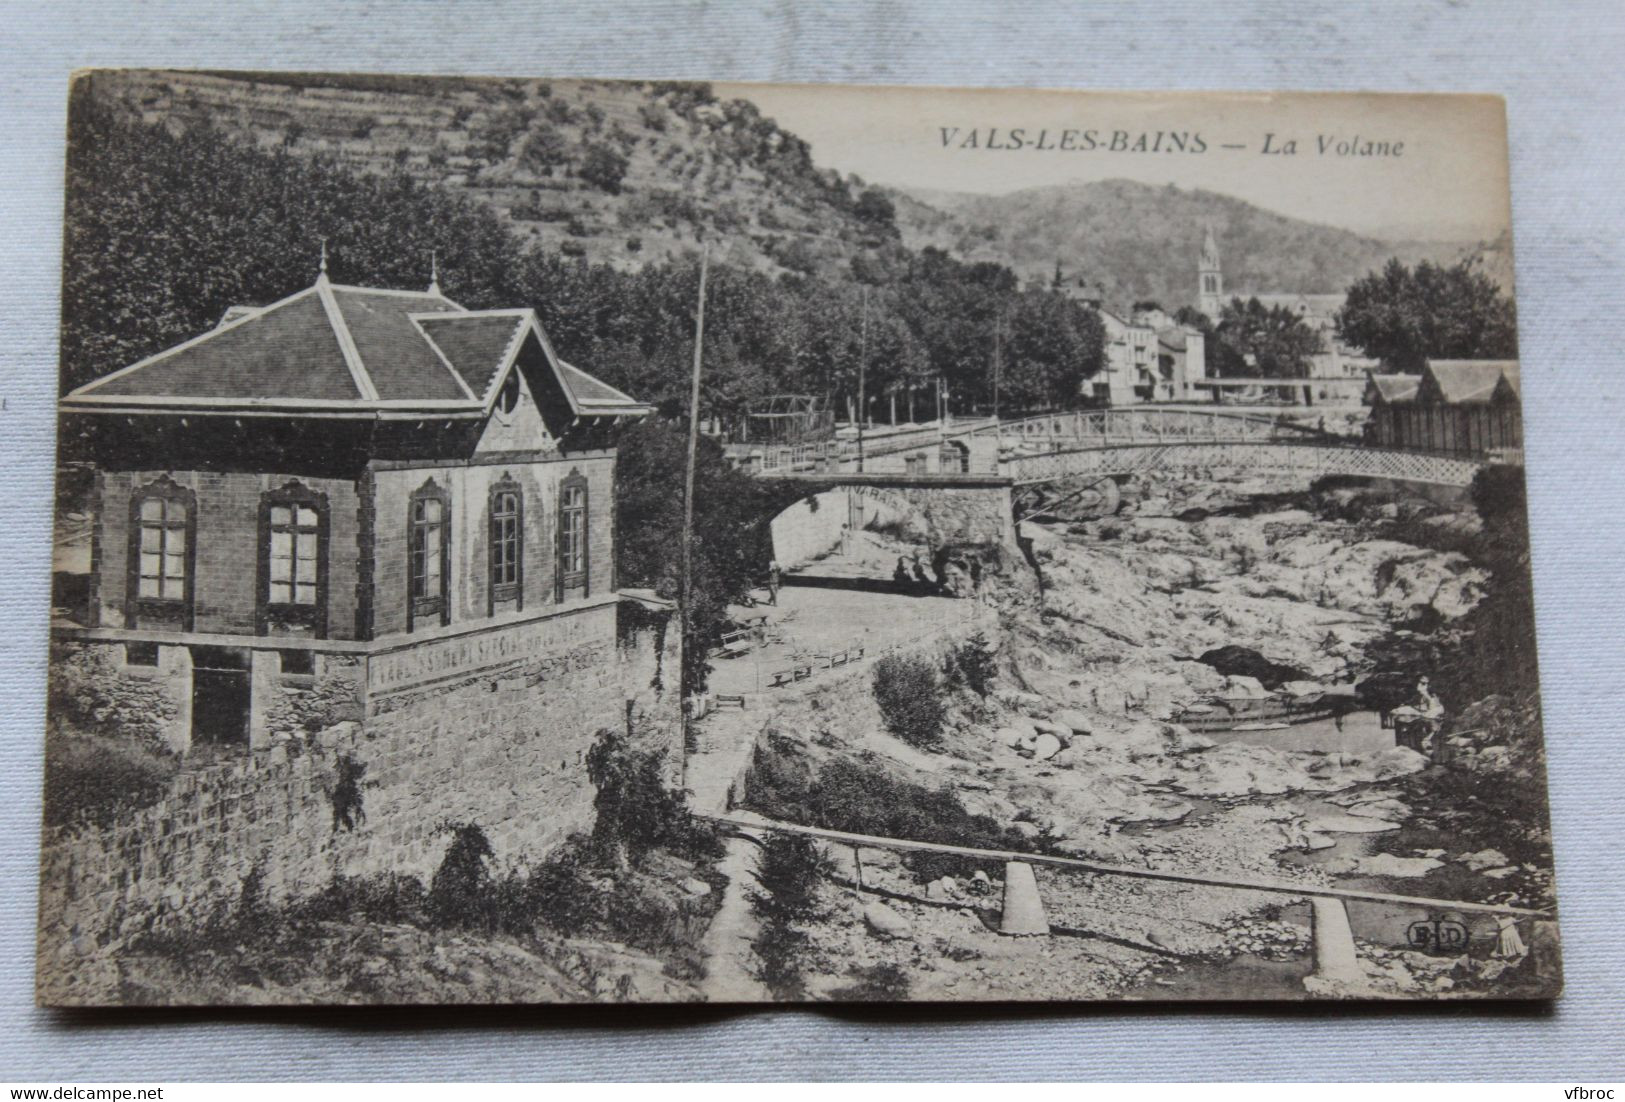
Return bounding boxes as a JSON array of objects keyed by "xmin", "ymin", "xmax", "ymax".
[
  {"xmin": 299, "ymin": 873, "xmax": 425, "ymax": 926},
  {"xmin": 519, "ymin": 129, "xmax": 570, "ymax": 176},
  {"xmin": 428, "ymin": 822, "xmax": 496, "ymax": 929},
  {"xmin": 743, "ymin": 744, "xmax": 1044, "ymax": 882},
  {"xmin": 578, "ymin": 142, "xmax": 629, "ymax": 195},
  {"xmin": 872, "ymin": 654, "xmax": 946, "ymax": 747},
  {"xmin": 42, "ymin": 726, "xmax": 177, "ymax": 829},
  {"xmin": 948, "ymin": 632, "xmax": 998, "ymax": 697},
  {"xmin": 585, "ymin": 728, "xmax": 719, "ymax": 868},
  {"xmin": 329, "ymin": 752, "xmax": 367, "ymax": 832},
  {"xmin": 830, "ymin": 961, "xmax": 911, "ymax": 1001}
]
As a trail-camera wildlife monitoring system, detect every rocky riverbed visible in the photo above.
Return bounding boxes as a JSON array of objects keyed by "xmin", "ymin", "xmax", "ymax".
[{"xmin": 740, "ymin": 469, "xmax": 1558, "ymax": 1000}]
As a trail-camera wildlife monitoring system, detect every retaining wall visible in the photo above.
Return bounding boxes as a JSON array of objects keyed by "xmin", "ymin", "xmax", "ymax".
[{"xmin": 38, "ymin": 603, "xmax": 681, "ymax": 1005}]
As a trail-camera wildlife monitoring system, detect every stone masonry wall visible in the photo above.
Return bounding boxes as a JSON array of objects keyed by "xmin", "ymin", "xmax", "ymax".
[
  {"xmin": 38, "ymin": 601, "xmax": 680, "ymax": 1005},
  {"xmin": 48, "ymin": 638, "xmax": 196, "ymax": 752}
]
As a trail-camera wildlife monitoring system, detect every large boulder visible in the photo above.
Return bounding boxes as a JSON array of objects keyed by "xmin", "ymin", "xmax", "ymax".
[
  {"xmin": 1030, "ymin": 733, "xmax": 1064, "ymax": 761},
  {"xmin": 1221, "ymin": 675, "xmax": 1271, "ymax": 700},
  {"xmin": 993, "ymin": 727, "xmax": 1028, "ymax": 748},
  {"xmin": 1030, "ymin": 716, "xmax": 1072, "ymax": 739},
  {"xmin": 862, "ymin": 901, "xmax": 910, "ymax": 940},
  {"xmin": 1458, "ymin": 848, "xmax": 1510, "ymax": 872},
  {"xmin": 1052, "ymin": 708, "xmax": 1092, "ymax": 733},
  {"xmin": 1003, "ymin": 715, "xmax": 1039, "ymax": 739}
]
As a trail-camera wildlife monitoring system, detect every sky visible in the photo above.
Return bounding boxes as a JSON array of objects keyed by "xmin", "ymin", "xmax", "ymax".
[{"xmin": 717, "ymin": 83, "xmax": 1511, "ymax": 241}]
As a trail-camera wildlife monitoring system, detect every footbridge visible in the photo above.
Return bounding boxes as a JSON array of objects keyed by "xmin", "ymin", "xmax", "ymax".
[
  {"xmin": 743, "ymin": 408, "xmax": 1514, "ymax": 490},
  {"xmin": 973, "ymin": 409, "xmax": 1501, "ymax": 489}
]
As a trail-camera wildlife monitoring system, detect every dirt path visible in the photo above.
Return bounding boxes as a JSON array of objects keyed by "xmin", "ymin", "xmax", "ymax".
[{"xmin": 699, "ymin": 832, "xmax": 767, "ymax": 1001}]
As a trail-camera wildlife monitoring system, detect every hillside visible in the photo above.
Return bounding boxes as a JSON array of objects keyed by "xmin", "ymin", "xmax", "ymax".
[
  {"xmin": 79, "ymin": 70, "xmax": 896, "ymax": 279},
  {"xmin": 891, "ymin": 179, "xmax": 1504, "ymax": 310}
]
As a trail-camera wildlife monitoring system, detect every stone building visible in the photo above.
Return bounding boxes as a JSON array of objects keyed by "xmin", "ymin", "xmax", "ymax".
[
  {"xmin": 57, "ymin": 260, "xmax": 658, "ymax": 751},
  {"xmin": 1058, "ymin": 281, "xmax": 1203, "ymax": 405},
  {"xmin": 43, "ymin": 258, "xmax": 689, "ymax": 938}
]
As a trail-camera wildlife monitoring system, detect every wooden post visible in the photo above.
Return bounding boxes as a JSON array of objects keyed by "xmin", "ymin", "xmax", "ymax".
[
  {"xmin": 1000, "ymin": 860, "xmax": 1050, "ymax": 936},
  {"xmin": 857, "ymin": 286, "xmax": 868, "ymax": 472},
  {"xmin": 1308, "ymin": 895, "xmax": 1362, "ymax": 989}
]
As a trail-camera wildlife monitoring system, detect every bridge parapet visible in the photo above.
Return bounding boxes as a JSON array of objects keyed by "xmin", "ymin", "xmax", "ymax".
[
  {"xmin": 741, "ymin": 412, "xmax": 1515, "ymax": 490},
  {"xmin": 1003, "ymin": 441, "xmax": 1488, "ymax": 488}
]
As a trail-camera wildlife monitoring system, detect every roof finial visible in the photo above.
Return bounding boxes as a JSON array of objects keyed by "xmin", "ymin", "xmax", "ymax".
[
  {"xmin": 317, "ymin": 238, "xmax": 329, "ymax": 285},
  {"xmin": 428, "ymin": 249, "xmax": 440, "ymax": 295}
]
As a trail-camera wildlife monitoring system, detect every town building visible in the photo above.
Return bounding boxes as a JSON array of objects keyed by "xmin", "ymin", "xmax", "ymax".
[
  {"xmin": 1060, "ymin": 280, "xmax": 1204, "ymax": 404},
  {"xmin": 1362, "ymin": 359, "xmax": 1522, "ymax": 456},
  {"xmin": 52, "ymin": 258, "xmax": 678, "ymax": 840},
  {"xmin": 42, "ymin": 258, "xmax": 692, "ymax": 962}
]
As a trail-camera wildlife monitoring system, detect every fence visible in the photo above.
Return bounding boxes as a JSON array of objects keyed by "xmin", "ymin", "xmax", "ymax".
[{"xmin": 706, "ymin": 811, "xmax": 1555, "ymax": 991}]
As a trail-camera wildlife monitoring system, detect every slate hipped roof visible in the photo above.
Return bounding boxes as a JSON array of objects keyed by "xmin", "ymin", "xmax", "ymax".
[{"xmin": 63, "ymin": 273, "xmax": 650, "ymax": 420}]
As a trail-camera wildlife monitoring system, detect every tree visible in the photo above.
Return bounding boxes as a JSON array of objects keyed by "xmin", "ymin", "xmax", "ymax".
[
  {"xmin": 1338, "ymin": 258, "xmax": 1517, "ymax": 371},
  {"xmin": 577, "ymin": 142, "xmax": 629, "ymax": 194},
  {"xmin": 1000, "ymin": 288, "xmax": 1106, "ymax": 410},
  {"xmin": 60, "ymin": 97, "xmax": 528, "ymax": 395},
  {"xmin": 613, "ymin": 419, "xmax": 787, "ymax": 694},
  {"xmin": 1212, "ymin": 297, "xmax": 1324, "ymax": 379},
  {"xmin": 852, "ymin": 188, "xmax": 897, "ymax": 234}
]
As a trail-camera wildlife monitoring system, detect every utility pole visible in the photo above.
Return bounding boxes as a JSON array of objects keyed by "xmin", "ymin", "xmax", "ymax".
[
  {"xmin": 992, "ymin": 312, "xmax": 1003, "ymax": 421},
  {"xmin": 679, "ymin": 246, "xmax": 708, "ymax": 791},
  {"xmin": 857, "ymin": 285, "xmax": 868, "ymax": 472}
]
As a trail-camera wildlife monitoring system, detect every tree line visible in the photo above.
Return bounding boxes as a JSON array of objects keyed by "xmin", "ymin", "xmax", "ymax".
[
  {"xmin": 1171, "ymin": 256, "xmax": 1517, "ymax": 380},
  {"xmin": 60, "ymin": 98, "xmax": 1107, "ymax": 423}
]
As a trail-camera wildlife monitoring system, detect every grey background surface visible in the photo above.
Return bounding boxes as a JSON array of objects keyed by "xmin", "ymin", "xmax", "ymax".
[{"xmin": 2, "ymin": 0, "xmax": 1621, "ymax": 1081}]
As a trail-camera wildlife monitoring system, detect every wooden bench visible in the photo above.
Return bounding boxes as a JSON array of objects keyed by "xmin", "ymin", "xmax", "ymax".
[
  {"xmin": 769, "ymin": 669, "xmax": 795, "ymax": 688},
  {"xmin": 793, "ymin": 663, "xmax": 813, "ymax": 681},
  {"xmin": 715, "ymin": 694, "xmax": 747, "ymax": 710},
  {"xmin": 716, "ymin": 628, "xmax": 754, "ymax": 658}
]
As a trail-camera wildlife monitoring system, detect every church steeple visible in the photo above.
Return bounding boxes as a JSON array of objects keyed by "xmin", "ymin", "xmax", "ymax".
[{"xmin": 1198, "ymin": 225, "xmax": 1223, "ymax": 319}]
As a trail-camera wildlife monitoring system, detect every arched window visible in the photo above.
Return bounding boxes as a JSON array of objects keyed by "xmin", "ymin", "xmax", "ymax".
[
  {"xmin": 409, "ymin": 479, "xmax": 451, "ymax": 630},
  {"xmin": 127, "ymin": 476, "xmax": 196, "ymax": 630},
  {"xmin": 257, "ymin": 482, "xmax": 329, "ymax": 637},
  {"xmin": 556, "ymin": 469, "xmax": 588, "ymax": 600},
  {"xmin": 489, "ymin": 475, "xmax": 524, "ymax": 615}
]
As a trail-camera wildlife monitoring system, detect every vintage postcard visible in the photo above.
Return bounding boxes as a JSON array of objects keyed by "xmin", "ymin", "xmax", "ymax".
[{"xmin": 40, "ymin": 73, "xmax": 1558, "ymax": 1005}]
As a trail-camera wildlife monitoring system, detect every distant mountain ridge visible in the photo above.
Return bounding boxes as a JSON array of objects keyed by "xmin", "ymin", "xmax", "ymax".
[
  {"xmin": 78, "ymin": 72, "xmax": 1510, "ymax": 307},
  {"xmin": 890, "ymin": 179, "xmax": 1510, "ymax": 311}
]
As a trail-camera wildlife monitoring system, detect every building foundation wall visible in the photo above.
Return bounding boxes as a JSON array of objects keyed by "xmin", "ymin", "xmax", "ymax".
[{"xmin": 38, "ymin": 600, "xmax": 680, "ymax": 1004}]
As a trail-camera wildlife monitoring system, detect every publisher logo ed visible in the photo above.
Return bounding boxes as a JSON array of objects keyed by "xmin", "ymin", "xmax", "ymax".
[{"xmin": 1406, "ymin": 916, "xmax": 1471, "ymax": 954}]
